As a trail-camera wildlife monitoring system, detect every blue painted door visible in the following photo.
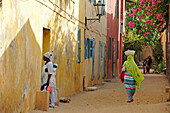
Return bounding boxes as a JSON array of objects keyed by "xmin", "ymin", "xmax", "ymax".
[
  {"xmin": 98, "ymin": 41, "xmax": 101, "ymax": 80},
  {"xmin": 92, "ymin": 39, "xmax": 95, "ymax": 80},
  {"xmin": 103, "ymin": 44, "xmax": 105, "ymax": 78}
]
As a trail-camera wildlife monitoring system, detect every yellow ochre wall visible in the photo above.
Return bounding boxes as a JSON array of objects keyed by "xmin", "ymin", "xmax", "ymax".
[
  {"xmin": 161, "ymin": 31, "xmax": 167, "ymax": 62},
  {"xmin": 0, "ymin": 0, "xmax": 84, "ymax": 112}
]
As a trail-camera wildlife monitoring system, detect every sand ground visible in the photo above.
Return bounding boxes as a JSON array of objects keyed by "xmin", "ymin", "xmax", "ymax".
[{"xmin": 31, "ymin": 73, "xmax": 170, "ymax": 113}]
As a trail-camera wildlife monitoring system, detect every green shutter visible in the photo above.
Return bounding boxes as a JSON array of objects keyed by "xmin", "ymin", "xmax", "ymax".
[
  {"xmin": 93, "ymin": 0, "xmax": 96, "ymax": 5},
  {"xmin": 109, "ymin": 37, "xmax": 111, "ymax": 59},
  {"xmin": 85, "ymin": 38, "xmax": 88, "ymax": 59},
  {"xmin": 113, "ymin": 38, "xmax": 115, "ymax": 62},
  {"xmin": 117, "ymin": 41, "xmax": 119, "ymax": 59},
  {"xmin": 77, "ymin": 28, "xmax": 81, "ymax": 63},
  {"xmin": 88, "ymin": 38, "xmax": 90, "ymax": 58},
  {"xmin": 117, "ymin": 0, "xmax": 119, "ymax": 18},
  {"xmin": 88, "ymin": 39, "xmax": 93, "ymax": 58}
]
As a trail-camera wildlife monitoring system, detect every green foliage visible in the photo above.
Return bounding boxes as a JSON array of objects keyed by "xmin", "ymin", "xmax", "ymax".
[
  {"xmin": 123, "ymin": 29, "xmax": 145, "ymax": 64},
  {"xmin": 153, "ymin": 60, "xmax": 165, "ymax": 73},
  {"xmin": 152, "ymin": 41, "xmax": 164, "ymax": 73},
  {"xmin": 152, "ymin": 42, "xmax": 163, "ymax": 64},
  {"xmin": 125, "ymin": 0, "xmax": 169, "ymax": 45},
  {"xmin": 124, "ymin": 29, "xmax": 141, "ymax": 41},
  {"xmin": 123, "ymin": 29, "xmax": 145, "ymax": 52}
]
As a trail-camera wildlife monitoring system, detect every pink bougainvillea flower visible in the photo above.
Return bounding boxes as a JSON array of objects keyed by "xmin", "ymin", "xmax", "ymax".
[
  {"xmin": 137, "ymin": 16, "xmax": 142, "ymax": 21},
  {"xmin": 152, "ymin": 0, "xmax": 156, "ymax": 7},
  {"xmin": 152, "ymin": 0, "xmax": 156, "ymax": 3},
  {"xmin": 147, "ymin": 12, "xmax": 151, "ymax": 16},
  {"xmin": 139, "ymin": 30, "xmax": 142, "ymax": 33},
  {"xmin": 145, "ymin": 5, "xmax": 151, "ymax": 10},
  {"xmin": 152, "ymin": 3, "xmax": 155, "ymax": 7},
  {"xmin": 154, "ymin": 25, "xmax": 158, "ymax": 28},
  {"xmin": 160, "ymin": 18, "xmax": 165, "ymax": 21},
  {"xmin": 129, "ymin": 13, "xmax": 134, "ymax": 17},
  {"xmin": 129, "ymin": 24, "xmax": 134, "ymax": 28},
  {"xmin": 128, "ymin": 21, "xmax": 132, "ymax": 25},
  {"xmin": 155, "ymin": 14, "xmax": 163, "ymax": 20},
  {"xmin": 138, "ymin": 7, "xmax": 142, "ymax": 11},
  {"xmin": 145, "ymin": 20, "xmax": 153, "ymax": 25},
  {"xmin": 132, "ymin": 8, "xmax": 137, "ymax": 14},
  {"xmin": 144, "ymin": 34, "xmax": 146, "ymax": 37},
  {"xmin": 132, "ymin": 23, "xmax": 135, "ymax": 27},
  {"xmin": 128, "ymin": 21, "xmax": 135, "ymax": 28},
  {"xmin": 155, "ymin": 33, "xmax": 158, "ymax": 36},
  {"xmin": 139, "ymin": 0, "xmax": 145, "ymax": 5},
  {"xmin": 142, "ymin": 16, "xmax": 146, "ymax": 19},
  {"xmin": 146, "ymin": 32, "xmax": 150, "ymax": 34}
]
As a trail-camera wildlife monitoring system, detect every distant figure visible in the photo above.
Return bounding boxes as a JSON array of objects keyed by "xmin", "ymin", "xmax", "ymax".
[
  {"xmin": 121, "ymin": 50, "xmax": 144, "ymax": 103},
  {"xmin": 146, "ymin": 56, "xmax": 152, "ymax": 73},
  {"xmin": 143, "ymin": 59, "xmax": 147, "ymax": 74}
]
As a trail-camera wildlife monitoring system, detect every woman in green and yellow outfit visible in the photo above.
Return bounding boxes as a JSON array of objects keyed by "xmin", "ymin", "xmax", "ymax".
[{"xmin": 122, "ymin": 50, "xmax": 144, "ymax": 103}]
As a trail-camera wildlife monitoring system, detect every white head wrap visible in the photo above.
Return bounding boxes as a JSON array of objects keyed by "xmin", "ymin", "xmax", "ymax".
[{"xmin": 43, "ymin": 52, "xmax": 52, "ymax": 60}]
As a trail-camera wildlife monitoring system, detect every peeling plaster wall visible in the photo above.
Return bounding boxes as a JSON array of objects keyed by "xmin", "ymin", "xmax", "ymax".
[
  {"xmin": 84, "ymin": 0, "xmax": 107, "ymax": 87},
  {"xmin": 0, "ymin": 0, "xmax": 84, "ymax": 112}
]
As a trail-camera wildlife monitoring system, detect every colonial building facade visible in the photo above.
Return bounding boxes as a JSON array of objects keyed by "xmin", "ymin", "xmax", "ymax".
[
  {"xmin": 106, "ymin": 0, "xmax": 125, "ymax": 78},
  {"xmin": 0, "ymin": 0, "xmax": 84, "ymax": 112},
  {"xmin": 0, "ymin": 0, "xmax": 125, "ymax": 112}
]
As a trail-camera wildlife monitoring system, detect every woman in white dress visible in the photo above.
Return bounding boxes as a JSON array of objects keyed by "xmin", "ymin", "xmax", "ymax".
[{"xmin": 49, "ymin": 64, "xmax": 58, "ymax": 107}]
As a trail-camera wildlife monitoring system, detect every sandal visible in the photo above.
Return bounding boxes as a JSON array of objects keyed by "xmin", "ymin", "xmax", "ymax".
[{"xmin": 127, "ymin": 99, "xmax": 134, "ymax": 103}]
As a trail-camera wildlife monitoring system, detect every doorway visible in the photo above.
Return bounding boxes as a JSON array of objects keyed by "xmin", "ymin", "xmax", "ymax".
[{"xmin": 42, "ymin": 27, "xmax": 50, "ymax": 66}]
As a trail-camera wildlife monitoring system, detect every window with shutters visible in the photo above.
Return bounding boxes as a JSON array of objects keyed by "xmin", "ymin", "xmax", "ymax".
[
  {"xmin": 117, "ymin": 41, "xmax": 119, "ymax": 59},
  {"xmin": 77, "ymin": 28, "xmax": 81, "ymax": 63},
  {"xmin": 88, "ymin": 39, "xmax": 93, "ymax": 58},
  {"xmin": 109, "ymin": 37, "xmax": 111, "ymax": 59},
  {"xmin": 117, "ymin": 0, "xmax": 119, "ymax": 18},
  {"xmin": 85, "ymin": 38, "xmax": 89, "ymax": 59},
  {"xmin": 85, "ymin": 38, "xmax": 95, "ymax": 59},
  {"xmin": 101, "ymin": 44, "xmax": 103, "ymax": 61}
]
